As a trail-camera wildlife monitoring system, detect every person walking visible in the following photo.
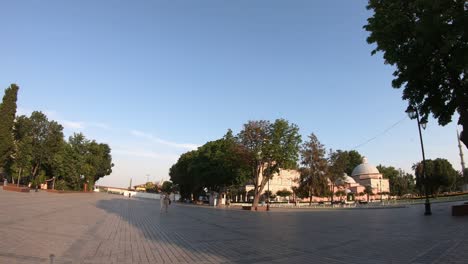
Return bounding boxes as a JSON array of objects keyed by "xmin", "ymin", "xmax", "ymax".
[{"xmin": 160, "ymin": 194, "xmax": 170, "ymax": 213}]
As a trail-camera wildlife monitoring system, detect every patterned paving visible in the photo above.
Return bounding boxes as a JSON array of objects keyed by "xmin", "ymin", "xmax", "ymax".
[{"xmin": 0, "ymin": 189, "xmax": 466, "ymax": 263}]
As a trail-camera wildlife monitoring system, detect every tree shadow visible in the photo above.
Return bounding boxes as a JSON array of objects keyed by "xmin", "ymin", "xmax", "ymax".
[{"xmin": 90, "ymin": 196, "xmax": 295, "ymax": 264}]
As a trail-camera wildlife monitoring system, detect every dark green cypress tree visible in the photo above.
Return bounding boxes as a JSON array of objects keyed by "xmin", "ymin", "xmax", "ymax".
[{"xmin": 0, "ymin": 84, "xmax": 19, "ymax": 169}]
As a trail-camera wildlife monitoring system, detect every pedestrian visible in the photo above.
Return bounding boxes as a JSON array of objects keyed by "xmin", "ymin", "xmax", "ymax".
[{"xmin": 160, "ymin": 194, "xmax": 170, "ymax": 213}]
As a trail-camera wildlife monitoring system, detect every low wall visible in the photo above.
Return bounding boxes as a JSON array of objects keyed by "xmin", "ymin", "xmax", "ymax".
[
  {"xmin": 3, "ymin": 185, "xmax": 30, "ymax": 193},
  {"xmin": 122, "ymin": 191, "xmax": 180, "ymax": 201}
]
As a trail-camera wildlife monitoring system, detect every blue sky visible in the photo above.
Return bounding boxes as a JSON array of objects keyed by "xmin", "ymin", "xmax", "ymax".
[{"xmin": 1, "ymin": 0, "xmax": 465, "ymax": 187}]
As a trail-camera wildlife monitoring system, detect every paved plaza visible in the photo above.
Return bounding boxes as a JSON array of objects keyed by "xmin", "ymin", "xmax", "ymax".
[{"xmin": 0, "ymin": 189, "xmax": 467, "ymax": 264}]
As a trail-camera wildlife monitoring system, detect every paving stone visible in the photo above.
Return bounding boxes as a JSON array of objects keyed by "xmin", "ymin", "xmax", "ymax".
[{"xmin": 0, "ymin": 189, "xmax": 467, "ymax": 264}]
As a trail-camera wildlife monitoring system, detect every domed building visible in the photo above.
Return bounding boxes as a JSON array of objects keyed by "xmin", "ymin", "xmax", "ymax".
[{"xmin": 351, "ymin": 157, "xmax": 389, "ymax": 196}]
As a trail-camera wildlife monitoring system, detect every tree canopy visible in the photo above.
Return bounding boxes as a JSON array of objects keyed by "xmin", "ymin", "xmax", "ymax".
[
  {"xmin": 365, "ymin": 0, "xmax": 468, "ymax": 148},
  {"xmin": 0, "ymin": 85, "xmax": 113, "ymax": 190},
  {"xmin": 413, "ymin": 158, "xmax": 458, "ymax": 195},
  {"xmin": 377, "ymin": 165, "xmax": 415, "ymax": 196},
  {"xmin": 0, "ymin": 84, "xmax": 19, "ymax": 169},
  {"xmin": 299, "ymin": 133, "xmax": 328, "ymax": 205},
  {"xmin": 238, "ymin": 119, "xmax": 302, "ymax": 208},
  {"xmin": 169, "ymin": 130, "xmax": 250, "ymax": 200}
]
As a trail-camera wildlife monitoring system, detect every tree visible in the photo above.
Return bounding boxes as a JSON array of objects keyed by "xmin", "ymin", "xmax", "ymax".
[
  {"xmin": 238, "ymin": 119, "xmax": 301, "ymax": 208},
  {"xmin": 276, "ymin": 189, "xmax": 292, "ymax": 201},
  {"xmin": 413, "ymin": 158, "xmax": 458, "ymax": 196},
  {"xmin": 169, "ymin": 150, "xmax": 200, "ymax": 200},
  {"xmin": 28, "ymin": 111, "xmax": 64, "ymax": 182},
  {"xmin": 11, "ymin": 116, "xmax": 33, "ymax": 186},
  {"xmin": 341, "ymin": 150, "xmax": 363, "ymax": 176},
  {"xmin": 377, "ymin": 165, "xmax": 416, "ymax": 196},
  {"xmin": 299, "ymin": 134, "xmax": 329, "ymax": 205},
  {"xmin": 365, "ymin": 0, "xmax": 468, "ymax": 148},
  {"xmin": 161, "ymin": 181, "xmax": 173, "ymax": 194},
  {"xmin": 145, "ymin": 182, "xmax": 158, "ymax": 193},
  {"xmin": 169, "ymin": 130, "xmax": 249, "ymax": 200},
  {"xmin": 52, "ymin": 133, "xmax": 113, "ymax": 191},
  {"xmin": 327, "ymin": 150, "xmax": 348, "ymax": 202},
  {"xmin": 364, "ymin": 185, "xmax": 374, "ymax": 202},
  {"xmin": 0, "ymin": 84, "xmax": 19, "ymax": 173},
  {"xmin": 335, "ymin": 190, "xmax": 347, "ymax": 201}
]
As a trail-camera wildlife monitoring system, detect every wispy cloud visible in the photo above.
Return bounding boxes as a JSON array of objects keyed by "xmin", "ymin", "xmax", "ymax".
[
  {"xmin": 16, "ymin": 108, "xmax": 110, "ymax": 131},
  {"xmin": 113, "ymin": 149, "xmax": 179, "ymax": 160},
  {"xmin": 131, "ymin": 130, "xmax": 199, "ymax": 150},
  {"xmin": 61, "ymin": 120, "xmax": 85, "ymax": 130}
]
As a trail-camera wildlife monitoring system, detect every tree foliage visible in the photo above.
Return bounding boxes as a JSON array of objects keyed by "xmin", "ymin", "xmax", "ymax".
[
  {"xmin": 365, "ymin": 0, "xmax": 468, "ymax": 148},
  {"xmin": 413, "ymin": 158, "xmax": 458, "ymax": 196},
  {"xmin": 239, "ymin": 119, "xmax": 301, "ymax": 208},
  {"xmin": 169, "ymin": 130, "xmax": 250, "ymax": 200},
  {"xmin": 276, "ymin": 189, "xmax": 292, "ymax": 198},
  {"xmin": 377, "ymin": 165, "xmax": 415, "ymax": 196},
  {"xmin": 0, "ymin": 84, "xmax": 19, "ymax": 169},
  {"xmin": 327, "ymin": 150, "xmax": 348, "ymax": 202},
  {"xmin": 299, "ymin": 133, "xmax": 329, "ymax": 204},
  {"xmin": 161, "ymin": 181, "xmax": 173, "ymax": 194},
  {"xmin": 0, "ymin": 100, "xmax": 113, "ymax": 190}
]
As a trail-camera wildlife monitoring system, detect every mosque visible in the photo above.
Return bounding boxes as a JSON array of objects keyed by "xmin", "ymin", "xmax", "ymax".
[
  {"xmin": 239, "ymin": 157, "xmax": 390, "ymax": 203},
  {"xmin": 337, "ymin": 157, "xmax": 390, "ymax": 201}
]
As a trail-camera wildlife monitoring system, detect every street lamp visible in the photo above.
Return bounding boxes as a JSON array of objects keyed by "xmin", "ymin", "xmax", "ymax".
[
  {"xmin": 379, "ymin": 177, "xmax": 382, "ymax": 203},
  {"xmin": 407, "ymin": 107, "xmax": 432, "ymax": 216},
  {"xmin": 266, "ymin": 177, "xmax": 270, "ymax": 211}
]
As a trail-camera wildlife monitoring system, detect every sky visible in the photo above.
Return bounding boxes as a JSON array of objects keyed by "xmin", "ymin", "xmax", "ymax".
[{"xmin": 1, "ymin": 0, "xmax": 466, "ymax": 188}]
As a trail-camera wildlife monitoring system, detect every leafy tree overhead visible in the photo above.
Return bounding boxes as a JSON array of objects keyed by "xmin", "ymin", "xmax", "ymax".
[
  {"xmin": 0, "ymin": 84, "xmax": 19, "ymax": 171},
  {"xmin": 238, "ymin": 119, "xmax": 301, "ymax": 208},
  {"xmin": 365, "ymin": 0, "xmax": 468, "ymax": 148}
]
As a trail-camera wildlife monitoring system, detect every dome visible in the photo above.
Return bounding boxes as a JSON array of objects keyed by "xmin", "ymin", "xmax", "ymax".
[
  {"xmin": 344, "ymin": 175, "xmax": 356, "ymax": 184},
  {"xmin": 351, "ymin": 157, "xmax": 380, "ymax": 177},
  {"xmin": 336, "ymin": 173, "xmax": 357, "ymax": 185}
]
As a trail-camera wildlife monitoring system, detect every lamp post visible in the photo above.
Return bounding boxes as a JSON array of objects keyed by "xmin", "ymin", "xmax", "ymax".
[
  {"xmin": 266, "ymin": 178, "xmax": 270, "ymax": 211},
  {"xmin": 379, "ymin": 177, "xmax": 382, "ymax": 203},
  {"xmin": 407, "ymin": 107, "xmax": 432, "ymax": 216}
]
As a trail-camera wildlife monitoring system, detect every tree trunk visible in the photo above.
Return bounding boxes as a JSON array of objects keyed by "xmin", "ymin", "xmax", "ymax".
[
  {"xmin": 31, "ymin": 163, "xmax": 39, "ymax": 181},
  {"xmin": 460, "ymin": 127, "xmax": 467, "ymax": 150},
  {"xmin": 17, "ymin": 168, "xmax": 22, "ymax": 187},
  {"xmin": 330, "ymin": 184, "xmax": 335, "ymax": 203}
]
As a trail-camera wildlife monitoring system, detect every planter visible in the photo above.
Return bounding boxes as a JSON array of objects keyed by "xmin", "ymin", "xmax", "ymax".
[
  {"xmin": 452, "ymin": 204, "xmax": 468, "ymax": 216},
  {"xmin": 45, "ymin": 189, "xmax": 93, "ymax": 194},
  {"xmin": 3, "ymin": 185, "xmax": 30, "ymax": 193},
  {"xmin": 242, "ymin": 206, "xmax": 269, "ymax": 211}
]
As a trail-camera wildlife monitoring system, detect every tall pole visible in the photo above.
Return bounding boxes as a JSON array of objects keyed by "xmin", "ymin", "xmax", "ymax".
[
  {"xmin": 266, "ymin": 178, "xmax": 270, "ymax": 211},
  {"xmin": 380, "ymin": 177, "xmax": 382, "ymax": 202},
  {"xmin": 415, "ymin": 110, "xmax": 431, "ymax": 215},
  {"xmin": 457, "ymin": 129, "xmax": 466, "ymax": 171}
]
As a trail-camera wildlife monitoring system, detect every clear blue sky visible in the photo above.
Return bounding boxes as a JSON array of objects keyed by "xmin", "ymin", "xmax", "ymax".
[{"xmin": 1, "ymin": 0, "xmax": 465, "ymax": 187}]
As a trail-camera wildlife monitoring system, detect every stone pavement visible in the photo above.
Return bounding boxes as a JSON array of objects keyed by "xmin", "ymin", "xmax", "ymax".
[{"xmin": 0, "ymin": 189, "xmax": 467, "ymax": 264}]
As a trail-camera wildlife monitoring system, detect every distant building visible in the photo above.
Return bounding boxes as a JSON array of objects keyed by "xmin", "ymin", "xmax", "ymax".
[
  {"xmin": 236, "ymin": 157, "xmax": 390, "ymax": 203},
  {"xmin": 238, "ymin": 169, "xmax": 300, "ymax": 202},
  {"xmin": 351, "ymin": 157, "xmax": 390, "ymax": 196}
]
